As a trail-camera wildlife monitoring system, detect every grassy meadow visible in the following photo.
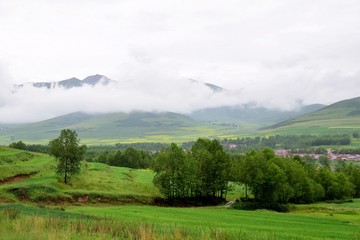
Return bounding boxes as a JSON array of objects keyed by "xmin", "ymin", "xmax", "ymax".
[
  {"xmin": 0, "ymin": 146, "xmax": 160, "ymax": 204},
  {"xmin": 1, "ymin": 146, "xmax": 360, "ymax": 239},
  {"xmin": 1, "ymin": 201, "xmax": 359, "ymax": 240}
]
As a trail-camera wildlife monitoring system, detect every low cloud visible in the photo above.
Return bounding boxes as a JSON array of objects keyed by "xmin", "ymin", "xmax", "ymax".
[
  {"xmin": 1, "ymin": 0, "xmax": 359, "ymax": 123},
  {"xmin": 1, "ymin": 68, "xmax": 359, "ymax": 124},
  {"xmin": 0, "ymin": 75, "xmax": 243, "ymax": 123}
]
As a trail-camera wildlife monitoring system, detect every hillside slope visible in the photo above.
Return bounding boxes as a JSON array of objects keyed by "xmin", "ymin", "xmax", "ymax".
[
  {"xmin": 190, "ymin": 104, "xmax": 325, "ymax": 126},
  {"xmin": 265, "ymin": 96, "xmax": 360, "ymax": 135},
  {"xmin": 0, "ymin": 147, "xmax": 159, "ymax": 203},
  {"xmin": 0, "ymin": 111, "xmax": 228, "ymax": 145}
]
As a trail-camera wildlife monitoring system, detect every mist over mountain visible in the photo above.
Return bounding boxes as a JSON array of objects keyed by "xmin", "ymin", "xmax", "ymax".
[
  {"xmin": 0, "ymin": 74, "xmax": 333, "ymax": 125},
  {"xmin": 16, "ymin": 74, "xmax": 114, "ymax": 89},
  {"xmin": 1, "ymin": 74, "xmax": 241, "ymax": 123}
]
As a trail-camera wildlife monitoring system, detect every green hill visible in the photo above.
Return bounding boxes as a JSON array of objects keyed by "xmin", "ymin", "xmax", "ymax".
[
  {"xmin": 190, "ymin": 104, "xmax": 325, "ymax": 126},
  {"xmin": 0, "ymin": 146, "xmax": 160, "ymax": 203},
  {"xmin": 0, "ymin": 111, "xmax": 234, "ymax": 145},
  {"xmin": 265, "ymin": 96, "xmax": 360, "ymax": 135}
]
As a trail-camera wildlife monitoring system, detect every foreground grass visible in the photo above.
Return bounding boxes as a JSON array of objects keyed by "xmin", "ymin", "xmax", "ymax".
[
  {"xmin": 67, "ymin": 205, "xmax": 359, "ymax": 240},
  {"xmin": 1, "ymin": 202, "xmax": 359, "ymax": 240}
]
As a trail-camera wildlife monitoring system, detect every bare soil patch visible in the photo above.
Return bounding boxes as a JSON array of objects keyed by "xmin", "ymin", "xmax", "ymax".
[{"xmin": 0, "ymin": 172, "xmax": 36, "ymax": 185}]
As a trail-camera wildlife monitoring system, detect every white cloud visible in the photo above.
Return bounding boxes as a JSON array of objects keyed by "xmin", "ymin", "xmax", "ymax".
[
  {"xmin": 0, "ymin": 0, "xmax": 360, "ymax": 122},
  {"xmin": 0, "ymin": 76, "xmax": 243, "ymax": 123}
]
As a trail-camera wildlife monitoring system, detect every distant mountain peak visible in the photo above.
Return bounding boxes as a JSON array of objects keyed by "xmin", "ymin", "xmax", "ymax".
[
  {"xmin": 82, "ymin": 74, "xmax": 111, "ymax": 85},
  {"xmin": 189, "ymin": 79, "xmax": 225, "ymax": 92},
  {"xmin": 17, "ymin": 74, "xmax": 114, "ymax": 89}
]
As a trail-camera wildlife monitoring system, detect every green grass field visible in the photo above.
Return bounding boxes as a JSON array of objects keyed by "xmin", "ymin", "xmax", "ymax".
[
  {"xmin": 1, "ymin": 201, "xmax": 359, "ymax": 239},
  {"xmin": 1, "ymin": 146, "xmax": 360, "ymax": 239}
]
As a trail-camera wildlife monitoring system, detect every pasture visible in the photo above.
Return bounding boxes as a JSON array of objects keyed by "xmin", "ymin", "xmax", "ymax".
[{"xmin": 1, "ymin": 201, "xmax": 359, "ymax": 240}]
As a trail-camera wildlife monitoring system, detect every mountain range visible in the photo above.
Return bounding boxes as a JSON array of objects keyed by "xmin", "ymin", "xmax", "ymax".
[
  {"xmin": 16, "ymin": 74, "xmax": 114, "ymax": 89},
  {"xmin": 2, "ymin": 74, "xmax": 359, "ymax": 145}
]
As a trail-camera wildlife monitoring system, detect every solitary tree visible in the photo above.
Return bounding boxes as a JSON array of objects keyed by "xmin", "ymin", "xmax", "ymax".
[{"xmin": 49, "ymin": 129, "xmax": 86, "ymax": 184}]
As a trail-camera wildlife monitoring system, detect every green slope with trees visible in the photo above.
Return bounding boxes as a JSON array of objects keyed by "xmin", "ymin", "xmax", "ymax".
[{"xmin": 0, "ymin": 146, "xmax": 160, "ymax": 204}]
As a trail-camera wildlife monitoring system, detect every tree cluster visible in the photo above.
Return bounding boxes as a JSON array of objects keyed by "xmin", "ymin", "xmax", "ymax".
[
  {"xmin": 151, "ymin": 141, "xmax": 360, "ymax": 210},
  {"xmin": 94, "ymin": 147, "xmax": 153, "ymax": 169},
  {"xmin": 9, "ymin": 141, "xmax": 26, "ymax": 150},
  {"xmin": 231, "ymin": 148, "xmax": 360, "ymax": 210},
  {"xmin": 86, "ymin": 147, "xmax": 152, "ymax": 169},
  {"xmin": 9, "ymin": 141, "xmax": 49, "ymax": 153},
  {"xmin": 152, "ymin": 139, "xmax": 230, "ymax": 200}
]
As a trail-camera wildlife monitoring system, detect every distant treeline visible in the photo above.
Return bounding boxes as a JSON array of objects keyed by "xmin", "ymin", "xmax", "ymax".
[
  {"xmin": 9, "ymin": 141, "xmax": 49, "ymax": 153},
  {"xmin": 220, "ymin": 134, "xmax": 351, "ymax": 151},
  {"xmin": 8, "ymin": 134, "xmax": 353, "ymax": 158},
  {"xmin": 89, "ymin": 147, "xmax": 153, "ymax": 169}
]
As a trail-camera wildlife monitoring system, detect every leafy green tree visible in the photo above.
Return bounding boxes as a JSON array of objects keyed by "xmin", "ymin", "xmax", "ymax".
[
  {"xmin": 343, "ymin": 164, "xmax": 360, "ymax": 197},
  {"xmin": 48, "ymin": 129, "xmax": 86, "ymax": 184},
  {"xmin": 190, "ymin": 138, "xmax": 230, "ymax": 198},
  {"xmin": 334, "ymin": 172, "xmax": 354, "ymax": 199},
  {"xmin": 152, "ymin": 143, "xmax": 188, "ymax": 199},
  {"xmin": 120, "ymin": 147, "xmax": 142, "ymax": 168}
]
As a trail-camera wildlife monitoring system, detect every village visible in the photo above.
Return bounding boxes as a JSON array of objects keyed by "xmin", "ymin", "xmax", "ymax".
[{"xmin": 275, "ymin": 149, "xmax": 360, "ymax": 162}]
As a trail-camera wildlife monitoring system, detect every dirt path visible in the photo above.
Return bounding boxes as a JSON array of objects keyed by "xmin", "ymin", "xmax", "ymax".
[{"xmin": 0, "ymin": 173, "xmax": 35, "ymax": 184}]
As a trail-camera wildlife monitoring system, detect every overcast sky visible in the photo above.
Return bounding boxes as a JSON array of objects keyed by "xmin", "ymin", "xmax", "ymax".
[{"xmin": 1, "ymin": 0, "xmax": 360, "ymax": 123}]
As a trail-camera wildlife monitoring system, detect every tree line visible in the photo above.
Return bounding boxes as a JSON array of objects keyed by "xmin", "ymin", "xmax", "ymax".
[
  {"xmin": 153, "ymin": 139, "xmax": 360, "ymax": 210},
  {"xmin": 231, "ymin": 148, "xmax": 360, "ymax": 210},
  {"xmin": 219, "ymin": 134, "xmax": 351, "ymax": 152},
  {"xmin": 94, "ymin": 147, "xmax": 153, "ymax": 169}
]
